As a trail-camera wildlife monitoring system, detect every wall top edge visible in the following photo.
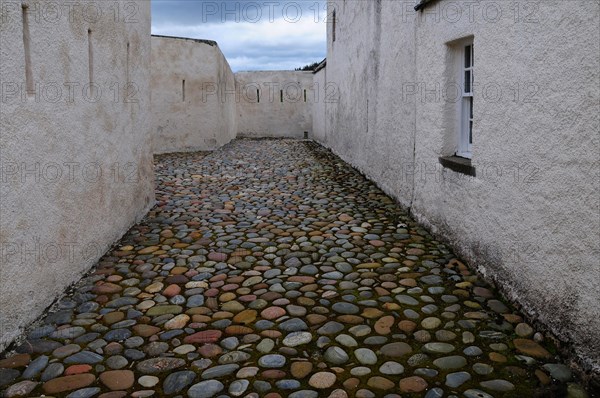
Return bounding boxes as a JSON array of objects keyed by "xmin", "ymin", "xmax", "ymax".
[
  {"xmin": 235, "ymin": 70, "xmax": 315, "ymax": 74},
  {"xmin": 151, "ymin": 34, "xmax": 218, "ymax": 47},
  {"xmin": 313, "ymin": 59, "xmax": 327, "ymax": 74},
  {"xmin": 414, "ymin": 0, "xmax": 440, "ymax": 11}
]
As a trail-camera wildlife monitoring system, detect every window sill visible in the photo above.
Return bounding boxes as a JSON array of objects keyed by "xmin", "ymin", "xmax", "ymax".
[{"xmin": 439, "ymin": 156, "xmax": 476, "ymax": 177}]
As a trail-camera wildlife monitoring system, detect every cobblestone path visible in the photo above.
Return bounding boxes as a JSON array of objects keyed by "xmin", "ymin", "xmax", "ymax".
[{"xmin": 0, "ymin": 139, "xmax": 586, "ymax": 397}]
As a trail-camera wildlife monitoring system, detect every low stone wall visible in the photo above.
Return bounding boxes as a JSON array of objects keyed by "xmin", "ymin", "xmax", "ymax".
[{"xmin": 0, "ymin": 0, "xmax": 154, "ymax": 350}]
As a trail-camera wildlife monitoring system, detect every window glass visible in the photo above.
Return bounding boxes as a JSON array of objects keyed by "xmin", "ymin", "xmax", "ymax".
[
  {"xmin": 464, "ymin": 71, "xmax": 471, "ymax": 93},
  {"xmin": 465, "ymin": 45, "xmax": 471, "ymax": 68}
]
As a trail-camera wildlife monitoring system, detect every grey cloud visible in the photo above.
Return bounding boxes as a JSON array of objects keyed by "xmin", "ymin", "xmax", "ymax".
[
  {"xmin": 152, "ymin": 0, "xmax": 327, "ymax": 71},
  {"xmin": 152, "ymin": 0, "xmax": 328, "ymax": 25}
]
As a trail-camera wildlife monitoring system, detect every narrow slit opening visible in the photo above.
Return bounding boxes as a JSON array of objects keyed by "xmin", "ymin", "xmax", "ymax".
[
  {"xmin": 126, "ymin": 42, "xmax": 130, "ymax": 83},
  {"xmin": 332, "ymin": 10, "xmax": 336, "ymax": 42},
  {"xmin": 22, "ymin": 5, "xmax": 34, "ymax": 96},
  {"xmin": 257, "ymin": 89, "xmax": 260, "ymax": 103},
  {"xmin": 182, "ymin": 79, "xmax": 186, "ymax": 102},
  {"xmin": 88, "ymin": 29, "xmax": 94, "ymax": 91},
  {"xmin": 280, "ymin": 89, "xmax": 283, "ymax": 103},
  {"xmin": 304, "ymin": 89, "xmax": 307, "ymax": 102}
]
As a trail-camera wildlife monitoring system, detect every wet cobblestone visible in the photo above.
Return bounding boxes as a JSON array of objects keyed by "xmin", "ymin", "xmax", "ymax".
[{"xmin": 0, "ymin": 139, "xmax": 587, "ymax": 397}]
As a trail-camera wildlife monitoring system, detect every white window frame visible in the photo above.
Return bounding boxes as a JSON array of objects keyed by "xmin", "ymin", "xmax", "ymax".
[{"xmin": 457, "ymin": 42, "xmax": 473, "ymax": 159}]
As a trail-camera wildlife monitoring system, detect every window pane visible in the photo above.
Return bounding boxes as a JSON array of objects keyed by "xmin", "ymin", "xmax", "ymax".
[
  {"xmin": 469, "ymin": 121, "xmax": 473, "ymax": 144},
  {"xmin": 471, "ymin": 44, "xmax": 474, "ymax": 66},
  {"xmin": 470, "ymin": 97, "xmax": 473, "ymax": 118},
  {"xmin": 464, "ymin": 71, "xmax": 471, "ymax": 93},
  {"xmin": 464, "ymin": 45, "xmax": 471, "ymax": 68},
  {"xmin": 469, "ymin": 98, "xmax": 473, "ymax": 145}
]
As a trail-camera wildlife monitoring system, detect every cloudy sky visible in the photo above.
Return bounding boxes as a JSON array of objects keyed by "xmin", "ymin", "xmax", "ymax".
[{"xmin": 151, "ymin": 0, "xmax": 327, "ymax": 71}]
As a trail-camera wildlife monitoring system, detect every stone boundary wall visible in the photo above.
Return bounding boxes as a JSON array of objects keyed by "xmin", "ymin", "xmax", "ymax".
[
  {"xmin": 0, "ymin": 0, "xmax": 154, "ymax": 350},
  {"xmin": 312, "ymin": 66, "xmax": 327, "ymax": 143},
  {"xmin": 151, "ymin": 44, "xmax": 314, "ymax": 150},
  {"xmin": 151, "ymin": 35, "xmax": 237, "ymax": 153},
  {"xmin": 235, "ymin": 71, "xmax": 313, "ymax": 139},
  {"xmin": 314, "ymin": 0, "xmax": 600, "ymax": 381}
]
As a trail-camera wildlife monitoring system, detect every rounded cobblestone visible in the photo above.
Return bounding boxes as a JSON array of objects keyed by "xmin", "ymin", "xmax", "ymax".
[{"xmin": 0, "ymin": 140, "xmax": 580, "ymax": 397}]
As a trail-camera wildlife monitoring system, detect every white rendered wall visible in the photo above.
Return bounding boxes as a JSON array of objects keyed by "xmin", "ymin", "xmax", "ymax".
[
  {"xmin": 151, "ymin": 36, "xmax": 237, "ymax": 153},
  {"xmin": 235, "ymin": 71, "xmax": 313, "ymax": 138},
  {"xmin": 316, "ymin": 0, "xmax": 600, "ymax": 378},
  {"xmin": 0, "ymin": 0, "xmax": 154, "ymax": 350},
  {"xmin": 312, "ymin": 68, "xmax": 327, "ymax": 143}
]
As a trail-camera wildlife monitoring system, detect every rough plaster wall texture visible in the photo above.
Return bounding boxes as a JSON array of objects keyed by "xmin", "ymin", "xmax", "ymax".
[
  {"xmin": 235, "ymin": 71, "xmax": 313, "ymax": 138},
  {"xmin": 312, "ymin": 68, "xmax": 327, "ymax": 142},
  {"xmin": 410, "ymin": 0, "xmax": 600, "ymax": 374},
  {"xmin": 368, "ymin": 0, "xmax": 417, "ymax": 208},
  {"xmin": 322, "ymin": 0, "xmax": 370, "ymax": 162},
  {"xmin": 220, "ymin": 51, "xmax": 238, "ymax": 145},
  {"xmin": 0, "ymin": 0, "xmax": 153, "ymax": 349},
  {"xmin": 150, "ymin": 36, "xmax": 236, "ymax": 154},
  {"xmin": 320, "ymin": 0, "xmax": 417, "ymax": 207},
  {"xmin": 318, "ymin": 0, "xmax": 600, "ymax": 377}
]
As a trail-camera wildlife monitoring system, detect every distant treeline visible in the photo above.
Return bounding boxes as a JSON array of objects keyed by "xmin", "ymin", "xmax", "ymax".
[{"xmin": 295, "ymin": 61, "xmax": 321, "ymax": 71}]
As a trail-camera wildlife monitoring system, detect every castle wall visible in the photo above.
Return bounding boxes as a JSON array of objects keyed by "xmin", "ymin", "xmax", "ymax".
[
  {"xmin": 0, "ymin": 0, "xmax": 154, "ymax": 349},
  {"xmin": 150, "ymin": 35, "xmax": 237, "ymax": 153},
  {"xmin": 315, "ymin": 0, "xmax": 600, "ymax": 377},
  {"xmin": 235, "ymin": 71, "xmax": 313, "ymax": 139},
  {"xmin": 312, "ymin": 66, "xmax": 327, "ymax": 143}
]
